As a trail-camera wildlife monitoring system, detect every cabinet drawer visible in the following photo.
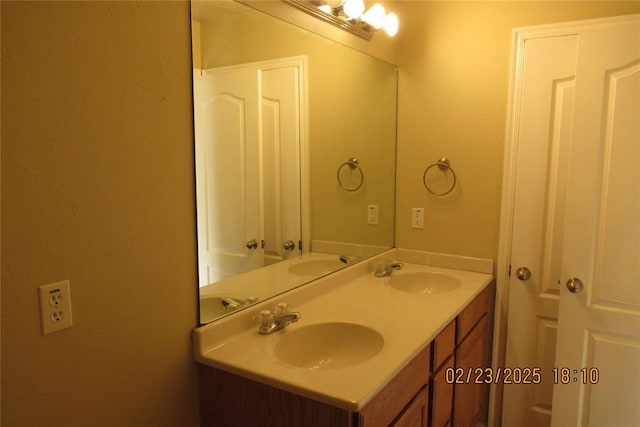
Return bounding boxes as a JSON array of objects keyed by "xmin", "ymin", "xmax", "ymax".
[
  {"xmin": 457, "ymin": 287, "xmax": 489, "ymax": 345},
  {"xmin": 432, "ymin": 320, "xmax": 455, "ymax": 372},
  {"xmin": 359, "ymin": 344, "xmax": 431, "ymax": 427}
]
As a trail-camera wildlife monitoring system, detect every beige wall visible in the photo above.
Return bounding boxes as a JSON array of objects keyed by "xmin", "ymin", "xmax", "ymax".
[
  {"xmin": 3, "ymin": 1, "xmax": 640, "ymax": 425},
  {"xmin": 1, "ymin": 2, "xmax": 199, "ymax": 425},
  {"xmin": 395, "ymin": 1, "xmax": 640, "ymax": 261}
]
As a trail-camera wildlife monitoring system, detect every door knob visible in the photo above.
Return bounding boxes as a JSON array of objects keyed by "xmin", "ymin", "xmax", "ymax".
[
  {"xmin": 515, "ymin": 267, "xmax": 532, "ymax": 281},
  {"xmin": 566, "ymin": 277, "xmax": 584, "ymax": 293},
  {"xmin": 283, "ymin": 240, "xmax": 295, "ymax": 251},
  {"xmin": 246, "ymin": 239, "xmax": 258, "ymax": 250}
]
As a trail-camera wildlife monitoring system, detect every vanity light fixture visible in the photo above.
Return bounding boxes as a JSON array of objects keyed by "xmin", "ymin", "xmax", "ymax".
[{"xmin": 284, "ymin": 0, "xmax": 399, "ymax": 40}]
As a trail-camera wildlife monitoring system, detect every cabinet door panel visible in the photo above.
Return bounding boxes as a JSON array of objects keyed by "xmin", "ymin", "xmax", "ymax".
[
  {"xmin": 200, "ymin": 366, "xmax": 352, "ymax": 427},
  {"xmin": 431, "ymin": 357, "xmax": 454, "ymax": 427},
  {"xmin": 359, "ymin": 345, "xmax": 431, "ymax": 427},
  {"xmin": 392, "ymin": 386, "xmax": 429, "ymax": 427},
  {"xmin": 454, "ymin": 316, "xmax": 489, "ymax": 427}
]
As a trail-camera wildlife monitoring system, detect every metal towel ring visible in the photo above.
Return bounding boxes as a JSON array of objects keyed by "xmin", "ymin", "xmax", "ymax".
[
  {"xmin": 337, "ymin": 157, "xmax": 364, "ymax": 192},
  {"xmin": 423, "ymin": 158, "xmax": 457, "ymax": 196}
]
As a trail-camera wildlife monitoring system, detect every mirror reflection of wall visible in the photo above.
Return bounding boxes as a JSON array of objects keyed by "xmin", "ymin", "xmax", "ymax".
[{"xmin": 192, "ymin": 0, "xmax": 397, "ymax": 324}]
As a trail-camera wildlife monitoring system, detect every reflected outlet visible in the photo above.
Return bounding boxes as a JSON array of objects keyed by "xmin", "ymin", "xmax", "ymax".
[
  {"xmin": 411, "ymin": 208, "xmax": 425, "ymax": 229},
  {"xmin": 367, "ymin": 204, "xmax": 379, "ymax": 225},
  {"xmin": 38, "ymin": 280, "xmax": 73, "ymax": 335}
]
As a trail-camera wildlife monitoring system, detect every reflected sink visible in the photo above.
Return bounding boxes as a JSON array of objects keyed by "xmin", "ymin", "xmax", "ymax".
[
  {"xmin": 388, "ymin": 272, "xmax": 460, "ymax": 295},
  {"xmin": 200, "ymin": 295, "xmax": 252, "ymax": 320},
  {"xmin": 288, "ymin": 259, "xmax": 345, "ymax": 276},
  {"xmin": 200, "ymin": 296, "xmax": 231, "ymax": 320},
  {"xmin": 274, "ymin": 322, "xmax": 384, "ymax": 369}
]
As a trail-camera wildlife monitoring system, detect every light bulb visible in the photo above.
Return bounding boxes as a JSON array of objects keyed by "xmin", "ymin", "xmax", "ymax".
[
  {"xmin": 362, "ymin": 4, "xmax": 386, "ymax": 29},
  {"xmin": 343, "ymin": 0, "xmax": 365, "ymax": 19},
  {"xmin": 383, "ymin": 13, "xmax": 399, "ymax": 36},
  {"xmin": 318, "ymin": 4, "xmax": 332, "ymax": 14}
]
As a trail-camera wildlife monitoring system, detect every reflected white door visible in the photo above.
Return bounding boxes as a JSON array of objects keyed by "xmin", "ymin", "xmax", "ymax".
[
  {"xmin": 262, "ymin": 66, "xmax": 302, "ymax": 265},
  {"xmin": 194, "ymin": 58, "xmax": 305, "ymax": 285},
  {"xmin": 194, "ymin": 67, "xmax": 262, "ymax": 284},
  {"xmin": 552, "ymin": 17, "xmax": 640, "ymax": 427}
]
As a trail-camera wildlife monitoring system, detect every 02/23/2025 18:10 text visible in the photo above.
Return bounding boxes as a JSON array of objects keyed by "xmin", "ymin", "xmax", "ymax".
[{"xmin": 445, "ymin": 367, "xmax": 600, "ymax": 385}]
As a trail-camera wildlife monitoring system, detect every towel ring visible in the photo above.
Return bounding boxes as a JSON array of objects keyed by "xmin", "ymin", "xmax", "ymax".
[
  {"xmin": 423, "ymin": 158, "xmax": 457, "ymax": 196},
  {"xmin": 337, "ymin": 157, "xmax": 364, "ymax": 192}
]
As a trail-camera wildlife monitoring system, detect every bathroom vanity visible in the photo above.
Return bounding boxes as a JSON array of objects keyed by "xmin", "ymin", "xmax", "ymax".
[{"xmin": 194, "ymin": 251, "xmax": 493, "ymax": 427}]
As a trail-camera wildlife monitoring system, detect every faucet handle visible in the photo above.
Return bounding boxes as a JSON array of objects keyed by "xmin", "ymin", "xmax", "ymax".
[
  {"xmin": 259, "ymin": 309, "xmax": 274, "ymax": 325},
  {"xmin": 225, "ymin": 301, "xmax": 240, "ymax": 313},
  {"xmin": 276, "ymin": 302, "xmax": 290, "ymax": 315}
]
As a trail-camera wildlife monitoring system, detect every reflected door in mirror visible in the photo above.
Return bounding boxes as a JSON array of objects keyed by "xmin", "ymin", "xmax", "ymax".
[
  {"xmin": 262, "ymin": 66, "xmax": 302, "ymax": 266},
  {"xmin": 194, "ymin": 60, "xmax": 303, "ymax": 286}
]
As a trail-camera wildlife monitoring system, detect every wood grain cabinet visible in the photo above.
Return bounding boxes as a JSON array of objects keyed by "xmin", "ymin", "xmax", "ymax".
[
  {"xmin": 358, "ymin": 344, "xmax": 431, "ymax": 427},
  {"xmin": 453, "ymin": 286, "xmax": 491, "ymax": 427},
  {"xmin": 430, "ymin": 321, "xmax": 455, "ymax": 427},
  {"xmin": 198, "ymin": 285, "xmax": 492, "ymax": 427},
  {"xmin": 391, "ymin": 386, "xmax": 429, "ymax": 427}
]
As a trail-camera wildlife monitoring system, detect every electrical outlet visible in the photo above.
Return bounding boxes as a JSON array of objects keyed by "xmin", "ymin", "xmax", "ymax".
[
  {"xmin": 38, "ymin": 280, "xmax": 73, "ymax": 335},
  {"xmin": 411, "ymin": 208, "xmax": 425, "ymax": 229},
  {"xmin": 367, "ymin": 204, "xmax": 379, "ymax": 225}
]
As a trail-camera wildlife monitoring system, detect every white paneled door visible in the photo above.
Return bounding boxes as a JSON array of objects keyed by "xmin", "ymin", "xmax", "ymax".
[
  {"xmin": 194, "ymin": 67, "xmax": 262, "ymax": 285},
  {"xmin": 502, "ymin": 32, "xmax": 577, "ymax": 427},
  {"xmin": 501, "ymin": 14, "xmax": 639, "ymax": 427},
  {"xmin": 261, "ymin": 66, "xmax": 302, "ymax": 266},
  {"xmin": 552, "ymin": 17, "xmax": 640, "ymax": 427},
  {"xmin": 194, "ymin": 58, "xmax": 305, "ymax": 285}
]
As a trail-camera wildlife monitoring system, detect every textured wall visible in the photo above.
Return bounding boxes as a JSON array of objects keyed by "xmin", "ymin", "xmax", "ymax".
[
  {"xmin": 1, "ymin": 2, "xmax": 199, "ymax": 425},
  {"xmin": 394, "ymin": 1, "xmax": 640, "ymax": 261}
]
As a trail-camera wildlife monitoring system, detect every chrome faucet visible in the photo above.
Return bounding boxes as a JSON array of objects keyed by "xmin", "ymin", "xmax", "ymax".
[
  {"xmin": 258, "ymin": 302, "xmax": 301, "ymax": 334},
  {"xmin": 374, "ymin": 261, "xmax": 403, "ymax": 277}
]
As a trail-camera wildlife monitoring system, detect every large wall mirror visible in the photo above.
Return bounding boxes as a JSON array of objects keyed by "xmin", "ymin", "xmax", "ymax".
[{"xmin": 192, "ymin": 0, "xmax": 397, "ymax": 324}]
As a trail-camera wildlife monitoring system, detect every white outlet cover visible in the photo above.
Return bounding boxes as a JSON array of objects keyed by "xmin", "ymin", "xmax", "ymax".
[
  {"xmin": 38, "ymin": 280, "xmax": 73, "ymax": 335},
  {"xmin": 411, "ymin": 207, "xmax": 425, "ymax": 229},
  {"xmin": 367, "ymin": 204, "xmax": 379, "ymax": 225}
]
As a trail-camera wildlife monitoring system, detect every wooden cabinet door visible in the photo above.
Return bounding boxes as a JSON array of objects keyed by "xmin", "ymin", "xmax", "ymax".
[
  {"xmin": 453, "ymin": 316, "xmax": 488, "ymax": 427},
  {"xmin": 392, "ymin": 386, "xmax": 429, "ymax": 427},
  {"xmin": 359, "ymin": 345, "xmax": 431, "ymax": 427},
  {"xmin": 430, "ymin": 356, "xmax": 454, "ymax": 427}
]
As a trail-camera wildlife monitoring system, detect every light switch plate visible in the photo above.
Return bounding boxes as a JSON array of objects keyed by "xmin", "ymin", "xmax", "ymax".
[{"xmin": 38, "ymin": 280, "xmax": 73, "ymax": 335}]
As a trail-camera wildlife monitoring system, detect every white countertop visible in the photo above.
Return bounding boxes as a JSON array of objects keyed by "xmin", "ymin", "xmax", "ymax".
[{"xmin": 193, "ymin": 249, "xmax": 493, "ymax": 412}]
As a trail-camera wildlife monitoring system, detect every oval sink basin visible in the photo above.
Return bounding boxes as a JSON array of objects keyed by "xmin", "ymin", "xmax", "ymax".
[
  {"xmin": 388, "ymin": 272, "xmax": 460, "ymax": 295},
  {"xmin": 288, "ymin": 259, "xmax": 345, "ymax": 276},
  {"xmin": 274, "ymin": 322, "xmax": 384, "ymax": 369}
]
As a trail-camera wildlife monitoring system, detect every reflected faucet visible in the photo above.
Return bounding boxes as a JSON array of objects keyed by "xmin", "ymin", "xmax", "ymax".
[
  {"xmin": 221, "ymin": 296, "xmax": 259, "ymax": 313},
  {"xmin": 258, "ymin": 302, "xmax": 301, "ymax": 334},
  {"xmin": 374, "ymin": 261, "xmax": 403, "ymax": 277},
  {"xmin": 339, "ymin": 255, "xmax": 360, "ymax": 265}
]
